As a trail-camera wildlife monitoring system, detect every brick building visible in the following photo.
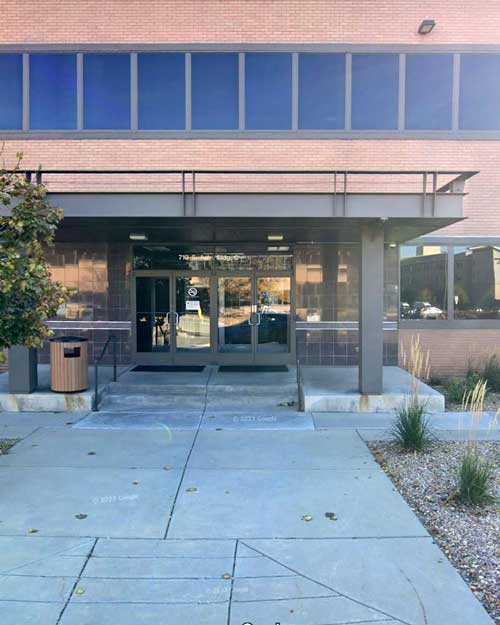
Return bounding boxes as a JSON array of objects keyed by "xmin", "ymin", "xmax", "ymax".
[{"xmin": 1, "ymin": 0, "xmax": 499, "ymax": 386}]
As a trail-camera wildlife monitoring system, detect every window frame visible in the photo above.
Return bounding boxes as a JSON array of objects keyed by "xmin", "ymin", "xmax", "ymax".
[{"xmin": 1, "ymin": 46, "xmax": 500, "ymax": 137}]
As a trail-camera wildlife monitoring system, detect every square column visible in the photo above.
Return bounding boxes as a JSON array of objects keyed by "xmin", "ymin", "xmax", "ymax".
[{"xmin": 359, "ymin": 222, "xmax": 384, "ymax": 394}]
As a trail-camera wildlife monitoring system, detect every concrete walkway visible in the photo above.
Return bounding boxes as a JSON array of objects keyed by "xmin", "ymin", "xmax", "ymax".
[{"xmin": 0, "ymin": 412, "xmax": 495, "ymax": 624}]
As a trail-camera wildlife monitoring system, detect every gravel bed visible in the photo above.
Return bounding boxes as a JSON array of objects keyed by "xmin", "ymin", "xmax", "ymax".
[
  {"xmin": 369, "ymin": 440, "xmax": 500, "ymax": 624},
  {"xmin": 0, "ymin": 439, "xmax": 19, "ymax": 455}
]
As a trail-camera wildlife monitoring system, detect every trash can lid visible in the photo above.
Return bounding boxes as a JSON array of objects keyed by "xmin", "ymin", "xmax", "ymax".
[{"xmin": 50, "ymin": 336, "xmax": 88, "ymax": 343}]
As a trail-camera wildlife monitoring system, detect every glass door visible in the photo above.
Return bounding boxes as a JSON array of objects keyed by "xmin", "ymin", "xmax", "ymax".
[
  {"xmin": 135, "ymin": 276, "xmax": 172, "ymax": 360},
  {"xmin": 217, "ymin": 274, "xmax": 292, "ymax": 363},
  {"xmin": 174, "ymin": 276, "xmax": 211, "ymax": 354}
]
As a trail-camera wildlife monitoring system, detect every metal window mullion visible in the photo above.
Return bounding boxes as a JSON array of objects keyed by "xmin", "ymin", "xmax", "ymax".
[
  {"xmin": 292, "ymin": 52, "xmax": 298, "ymax": 130},
  {"xmin": 447, "ymin": 244, "xmax": 455, "ymax": 320},
  {"xmin": 130, "ymin": 52, "xmax": 138, "ymax": 130},
  {"xmin": 398, "ymin": 53, "xmax": 405, "ymax": 130},
  {"xmin": 238, "ymin": 52, "xmax": 245, "ymax": 130},
  {"xmin": 452, "ymin": 53, "xmax": 460, "ymax": 131},
  {"xmin": 345, "ymin": 53, "xmax": 352, "ymax": 130},
  {"xmin": 185, "ymin": 52, "xmax": 191, "ymax": 131},
  {"xmin": 77, "ymin": 53, "xmax": 83, "ymax": 130},
  {"xmin": 22, "ymin": 53, "xmax": 29, "ymax": 131}
]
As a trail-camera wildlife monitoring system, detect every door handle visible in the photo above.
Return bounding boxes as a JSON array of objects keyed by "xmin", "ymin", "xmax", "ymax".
[
  {"xmin": 248, "ymin": 314, "xmax": 254, "ymax": 326},
  {"xmin": 255, "ymin": 312, "xmax": 262, "ymax": 326}
]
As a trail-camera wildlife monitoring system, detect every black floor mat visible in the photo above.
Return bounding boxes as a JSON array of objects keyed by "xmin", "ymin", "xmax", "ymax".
[
  {"xmin": 131, "ymin": 365, "xmax": 205, "ymax": 372},
  {"xmin": 218, "ymin": 365, "xmax": 288, "ymax": 373}
]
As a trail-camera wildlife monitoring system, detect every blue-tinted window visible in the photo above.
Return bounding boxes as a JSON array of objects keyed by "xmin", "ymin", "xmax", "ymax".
[
  {"xmin": 83, "ymin": 54, "xmax": 130, "ymax": 129},
  {"xmin": 0, "ymin": 54, "xmax": 22, "ymax": 130},
  {"xmin": 138, "ymin": 54, "xmax": 185, "ymax": 130},
  {"xmin": 192, "ymin": 53, "xmax": 238, "ymax": 129},
  {"xmin": 351, "ymin": 54, "xmax": 399, "ymax": 130},
  {"xmin": 30, "ymin": 54, "xmax": 77, "ymax": 129},
  {"xmin": 299, "ymin": 54, "xmax": 345, "ymax": 129},
  {"xmin": 460, "ymin": 55, "xmax": 500, "ymax": 130},
  {"xmin": 405, "ymin": 54, "xmax": 453, "ymax": 130},
  {"xmin": 245, "ymin": 53, "xmax": 292, "ymax": 130}
]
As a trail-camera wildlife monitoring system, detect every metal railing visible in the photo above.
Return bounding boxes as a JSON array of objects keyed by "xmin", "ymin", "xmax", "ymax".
[
  {"xmin": 92, "ymin": 334, "xmax": 117, "ymax": 412},
  {"xmin": 296, "ymin": 358, "xmax": 304, "ymax": 412}
]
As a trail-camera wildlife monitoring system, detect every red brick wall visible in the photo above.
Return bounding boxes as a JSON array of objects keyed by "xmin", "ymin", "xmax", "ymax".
[
  {"xmin": 1, "ymin": 0, "xmax": 500, "ymax": 44},
  {"xmin": 399, "ymin": 328, "xmax": 500, "ymax": 378},
  {"xmin": 1, "ymin": 0, "xmax": 500, "ymax": 236}
]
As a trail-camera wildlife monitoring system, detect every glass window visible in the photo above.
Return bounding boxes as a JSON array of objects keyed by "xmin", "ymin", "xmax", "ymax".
[
  {"xmin": 245, "ymin": 53, "xmax": 292, "ymax": 129},
  {"xmin": 405, "ymin": 54, "xmax": 453, "ymax": 130},
  {"xmin": 133, "ymin": 246, "xmax": 213, "ymax": 271},
  {"xmin": 30, "ymin": 54, "xmax": 77, "ymax": 129},
  {"xmin": 454, "ymin": 246, "xmax": 500, "ymax": 319},
  {"xmin": 0, "ymin": 54, "xmax": 22, "ymax": 129},
  {"xmin": 192, "ymin": 53, "xmax": 238, "ymax": 129},
  {"xmin": 460, "ymin": 54, "xmax": 500, "ymax": 130},
  {"xmin": 298, "ymin": 53, "xmax": 345, "ymax": 129},
  {"xmin": 351, "ymin": 54, "xmax": 399, "ymax": 130},
  {"xmin": 384, "ymin": 244, "xmax": 399, "ymax": 321},
  {"xmin": 400, "ymin": 245, "xmax": 448, "ymax": 320},
  {"xmin": 138, "ymin": 53, "xmax": 185, "ymax": 130},
  {"xmin": 83, "ymin": 54, "xmax": 130, "ymax": 129}
]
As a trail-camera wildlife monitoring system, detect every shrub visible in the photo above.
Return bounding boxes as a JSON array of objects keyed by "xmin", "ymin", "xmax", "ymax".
[
  {"xmin": 391, "ymin": 396, "xmax": 433, "ymax": 452},
  {"xmin": 482, "ymin": 353, "xmax": 500, "ymax": 392},
  {"xmin": 457, "ymin": 448, "xmax": 494, "ymax": 506},
  {"xmin": 445, "ymin": 370, "xmax": 483, "ymax": 404}
]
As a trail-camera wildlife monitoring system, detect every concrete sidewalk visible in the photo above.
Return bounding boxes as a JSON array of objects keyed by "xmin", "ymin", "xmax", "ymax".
[{"xmin": 0, "ymin": 415, "xmax": 495, "ymax": 624}]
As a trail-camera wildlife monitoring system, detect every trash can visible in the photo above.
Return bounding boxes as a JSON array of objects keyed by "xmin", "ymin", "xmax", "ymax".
[{"xmin": 50, "ymin": 337, "xmax": 89, "ymax": 393}]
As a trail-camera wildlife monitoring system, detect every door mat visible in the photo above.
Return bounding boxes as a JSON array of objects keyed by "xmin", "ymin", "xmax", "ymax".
[
  {"xmin": 218, "ymin": 365, "xmax": 289, "ymax": 373},
  {"xmin": 131, "ymin": 365, "xmax": 205, "ymax": 372}
]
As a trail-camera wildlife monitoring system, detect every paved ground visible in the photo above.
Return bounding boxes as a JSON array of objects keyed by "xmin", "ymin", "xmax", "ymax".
[{"xmin": 0, "ymin": 411, "xmax": 496, "ymax": 625}]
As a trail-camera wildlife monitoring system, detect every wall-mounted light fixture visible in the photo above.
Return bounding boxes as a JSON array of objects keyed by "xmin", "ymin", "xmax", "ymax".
[
  {"xmin": 418, "ymin": 19, "xmax": 436, "ymax": 34},
  {"xmin": 129, "ymin": 233, "xmax": 148, "ymax": 241}
]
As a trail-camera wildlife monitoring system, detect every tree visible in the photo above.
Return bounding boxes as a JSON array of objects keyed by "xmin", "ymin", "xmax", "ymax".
[{"xmin": 0, "ymin": 152, "xmax": 69, "ymax": 349}]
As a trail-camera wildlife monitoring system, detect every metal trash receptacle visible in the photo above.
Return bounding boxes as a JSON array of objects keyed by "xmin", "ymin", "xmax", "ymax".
[{"xmin": 50, "ymin": 336, "xmax": 89, "ymax": 392}]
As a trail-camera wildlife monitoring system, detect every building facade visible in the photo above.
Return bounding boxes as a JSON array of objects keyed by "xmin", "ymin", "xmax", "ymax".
[{"xmin": 1, "ymin": 1, "xmax": 499, "ymax": 386}]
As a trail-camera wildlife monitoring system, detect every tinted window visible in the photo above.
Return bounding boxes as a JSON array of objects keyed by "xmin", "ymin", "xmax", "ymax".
[
  {"xmin": 454, "ymin": 246, "xmax": 500, "ymax": 319},
  {"xmin": 405, "ymin": 54, "xmax": 453, "ymax": 130},
  {"xmin": 138, "ymin": 54, "xmax": 185, "ymax": 130},
  {"xmin": 460, "ymin": 54, "xmax": 500, "ymax": 130},
  {"xmin": 0, "ymin": 54, "xmax": 22, "ymax": 129},
  {"xmin": 299, "ymin": 54, "xmax": 345, "ymax": 129},
  {"xmin": 30, "ymin": 54, "xmax": 77, "ymax": 129},
  {"xmin": 351, "ymin": 54, "xmax": 399, "ymax": 130},
  {"xmin": 192, "ymin": 53, "xmax": 238, "ymax": 129},
  {"xmin": 245, "ymin": 53, "xmax": 292, "ymax": 129},
  {"xmin": 83, "ymin": 54, "xmax": 130, "ymax": 129},
  {"xmin": 400, "ymin": 245, "xmax": 448, "ymax": 320}
]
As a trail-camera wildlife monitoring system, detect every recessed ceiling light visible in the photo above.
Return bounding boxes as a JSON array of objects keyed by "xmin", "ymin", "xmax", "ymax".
[
  {"xmin": 267, "ymin": 234, "xmax": 284, "ymax": 241},
  {"xmin": 418, "ymin": 19, "xmax": 436, "ymax": 34},
  {"xmin": 129, "ymin": 233, "xmax": 148, "ymax": 241},
  {"xmin": 267, "ymin": 245, "xmax": 290, "ymax": 252}
]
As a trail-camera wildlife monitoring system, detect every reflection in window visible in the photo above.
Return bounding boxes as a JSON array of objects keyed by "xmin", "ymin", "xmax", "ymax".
[
  {"xmin": 384, "ymin": 244, "xmax": 399, "ymax": 321},
  {"xmin": 295, "ymin": 244, "xmax": 359, "ymax": 322},
  {"xmin": 454, "ymin": 246, "xmax": 500, "ymax": 319},
  {"xmin": 83, "ymin": 54, "xmax": 130, "ymax": 129},
  {"xmin": 138, "ymin": 53, "xmax": 185, "ymax": 129},
  {"xmin": 405, "ymin": 54, "xmax": 453, "ymax": 130},
  {"xmin": 400, "ymin": 246, "xmax": 448, "ymax": 320},
  {"xmin": 192, "ymin": 53, "xmax": 238, "ymax": 129},
  {"xmin": 0, "ymin": 54, "xmax": 22, "ymax": 129},
  {"xmin": 245, "ymin": 53, "xmax": 292, "ymax": 129},
  {"xmin": 351, "ymin": 54, "xmax": 399, "ymax": 130},
  {"xmin": 298, "ymin": 53, "xmax": 345, "ymax": 129},
  {"xmin": 460, "ymin": 55, "xmax": 500, "ymax": 130},
  {"xmin": 30, "ymin": 54, "xmax": 77, "ymax": 129}
]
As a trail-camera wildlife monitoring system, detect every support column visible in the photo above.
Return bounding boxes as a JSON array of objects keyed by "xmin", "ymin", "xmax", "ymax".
[{"xmin": 359, "ymin": 222, "xmax": 384, "ymax": 394}]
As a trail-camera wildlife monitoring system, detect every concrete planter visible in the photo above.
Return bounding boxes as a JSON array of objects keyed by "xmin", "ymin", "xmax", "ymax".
[{"xmin": 8, "ymin": 346, "xmax": 38, "ymax": 394}]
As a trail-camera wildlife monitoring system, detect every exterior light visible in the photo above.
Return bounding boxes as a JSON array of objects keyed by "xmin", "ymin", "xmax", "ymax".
[
  {"xmin": 267, "ymin": 245, "xmax": 290, "ymax": 252},
  {"xmin": 129, "ymin": 233, "xmax": 148, "ymax": 241},
  {"xmin": 389, "ymin": 243, "xmax": 397, "ymax": 248},
  {"xmin": 267, "ymin": 234, "xmax": 284, "ymax": 241},
  {"xmin": 418, "ymin": 19, "xmax": 435, "ymax": 34}
]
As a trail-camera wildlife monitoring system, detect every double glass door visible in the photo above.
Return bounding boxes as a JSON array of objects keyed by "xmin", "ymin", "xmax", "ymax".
[
  {"xmin": 134, "ymin": 272, "xmax": 292, "ymax": 364},
  {"xmin": 217, "ymin": 275, "xmax": 291, "ymax": 362},
  {"xmin": 134, "ymin": 273, "xmax": 211, "ymax": 363}
]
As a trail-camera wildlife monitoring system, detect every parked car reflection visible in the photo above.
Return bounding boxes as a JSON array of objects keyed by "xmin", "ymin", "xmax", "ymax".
[{"xmin": 400, "ymin": 301, "xmax": 446, "ymax": 320}]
